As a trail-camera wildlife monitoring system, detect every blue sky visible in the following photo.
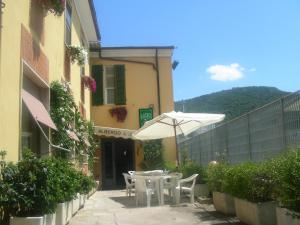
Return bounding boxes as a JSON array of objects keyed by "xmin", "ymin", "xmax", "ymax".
[{"xmin": 94, "ymin": 0, "xmax": 300, "ymax": 101}]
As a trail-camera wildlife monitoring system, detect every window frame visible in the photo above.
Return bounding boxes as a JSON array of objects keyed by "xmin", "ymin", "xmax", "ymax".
[
  {"xmin": 65, "ymin": 1, "xmax": 72, "ymax": 45},
  {"xmin": 103, "ymin": 66, "xmax": 115, "ymax": 105}
]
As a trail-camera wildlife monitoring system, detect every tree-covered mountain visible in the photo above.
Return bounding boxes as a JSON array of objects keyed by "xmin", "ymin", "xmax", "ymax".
[{"xmin": 175, "ymin": 87, "xmax": 289, "ymax": 121}]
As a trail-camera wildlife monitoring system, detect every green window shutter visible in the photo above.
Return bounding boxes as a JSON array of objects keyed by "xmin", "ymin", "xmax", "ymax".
[
  {"xmin": 91, "ymin": 65, "xmax": 103, "ymax": 105},
  {"xmin": 114, "ymin": 65, "xmax": 126, "ymax": 105}
]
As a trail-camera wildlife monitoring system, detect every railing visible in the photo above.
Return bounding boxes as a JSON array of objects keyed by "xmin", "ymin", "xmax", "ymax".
[{"xmin": 179, "ymin": 91, "xmax": 300, "ymax": 165}]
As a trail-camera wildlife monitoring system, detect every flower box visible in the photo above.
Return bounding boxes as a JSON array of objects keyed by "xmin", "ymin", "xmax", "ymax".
[
  {"xmin": 72, "ymin": 193, "xmax": 80, "ymax": 215},
  {"xmin": 212, "ymin": 192, "xmax": 235, "ymax": 215},
  {"xmin": 194, "ymin": 184, "xmax": 210, "ymax": 197},
  {"xmin": 43, "ymin": 214, "xmax": 56, "ymax": 225},
  {"xmin": 79, "ymin": 194, "xmax": 87, "ymax": 208},
  {"xmin": 10, "ymin": 216, "xmax": 44, "ymax": 225},
  {"xmin": 234, "ymin": 197, "xmax": 277, "ymax": 225},
  {"xmin": 55, "ymin": 203, "xmax": 67, "ymax": 225},
  {"xmin": 66, "ymin": 200, "xmax": 73, "ymax": 222},
  {"xmin": 276, "ymin": 207, "xmax": 300, "ymax": 225}
]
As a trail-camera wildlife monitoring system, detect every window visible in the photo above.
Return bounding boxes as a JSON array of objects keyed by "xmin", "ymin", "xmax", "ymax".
[
  {"xmin": 91, "ymin": 64, "xmax": 126, "ymax": 106},
  {"xmin": 104, "ymin": 66, "xmax": 115, "ymax": 104},
  {"xmin": 80, "ymin": 67, "xmax": 85, "ymax": 103},
  {"xmin": 65, "ymin": 2, "xmax": 72, "ymax": 45}
]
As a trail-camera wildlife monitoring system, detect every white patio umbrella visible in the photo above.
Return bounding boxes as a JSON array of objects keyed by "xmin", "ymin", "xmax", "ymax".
[{"xmin": 133, "ymin": 111, "xmax": 225, "ymax": 165}]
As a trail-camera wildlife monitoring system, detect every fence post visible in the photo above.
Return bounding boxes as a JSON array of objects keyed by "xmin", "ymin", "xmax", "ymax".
[
  {"xmin": 247, "ymin": 113, "xmax": 253, "ymax": 161},
  {"xmin": 280, "ymin": 98, "xmax": 287, "ymax": 150}
]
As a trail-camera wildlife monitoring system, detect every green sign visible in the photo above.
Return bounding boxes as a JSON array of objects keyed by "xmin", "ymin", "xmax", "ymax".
[{"xmin": 139, "ymin": 108, "xmax": 153, "ymax": 127}]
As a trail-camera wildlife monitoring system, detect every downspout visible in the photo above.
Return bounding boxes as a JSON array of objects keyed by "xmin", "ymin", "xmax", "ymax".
[{"xmin": 155, "ymin": 49, "xmax": 161, "ymax": 114}]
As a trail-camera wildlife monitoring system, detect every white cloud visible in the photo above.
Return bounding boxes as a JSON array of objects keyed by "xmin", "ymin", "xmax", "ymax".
[{"xmin": 207, "ymin": 63, "xmax": 244, "ymax": 82}]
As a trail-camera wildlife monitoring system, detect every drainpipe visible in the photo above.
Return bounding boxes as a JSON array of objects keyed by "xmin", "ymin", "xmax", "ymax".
[{"xmin": 155, "ymin": 49, "xmax": 161, "ymax": 115}]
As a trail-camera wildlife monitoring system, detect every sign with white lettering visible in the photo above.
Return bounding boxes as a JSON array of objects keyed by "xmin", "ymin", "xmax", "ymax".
[{"xmin": 94, "ymin": 126, "xmax": 135, "ymax": 139}]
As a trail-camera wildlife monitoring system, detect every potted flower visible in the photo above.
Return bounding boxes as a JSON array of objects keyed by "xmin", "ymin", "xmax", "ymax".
[
  {"xmin": 81, "ymin": 75, "xmax": 96, "ymax": 92},
  {"xmin": 36, "ymin": 0, "xmax": 66, "ymax": 16},
  {"xmin": 66, "ymin": 45, "xmax": 88, "ymax": 66},
  {"xmin": 207, "ymin": 162, "xmax": 236, "ymax": 215},
  {"xmin": 109, "ymin": 106, "xmax": 127, "ymax": 122}
]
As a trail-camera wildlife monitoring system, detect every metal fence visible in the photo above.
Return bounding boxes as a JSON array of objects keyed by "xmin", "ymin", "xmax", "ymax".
[{"xmin": 179, "ymin": 91, "xmax": 300, "ymax": 165}]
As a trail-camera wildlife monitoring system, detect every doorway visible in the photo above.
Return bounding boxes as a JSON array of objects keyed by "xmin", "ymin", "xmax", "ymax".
[{"xmin": 101, "ymin": 138, "xmax": 135, "ymax": 190}]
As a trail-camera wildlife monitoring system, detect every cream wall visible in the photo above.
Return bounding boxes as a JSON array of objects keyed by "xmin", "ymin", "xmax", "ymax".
[
  {"xmin": 0, "ymin": 0, "xmax": 92, "ymax": 162},
  {"xmin": 90, "ymin": 54, "xmax": 176, "ymax": 167}
]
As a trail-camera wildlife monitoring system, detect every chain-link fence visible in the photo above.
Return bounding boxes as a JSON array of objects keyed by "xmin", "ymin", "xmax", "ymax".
[{"xmin": 179, "ymin": 91, "xmax": 300, "ymax": 165}]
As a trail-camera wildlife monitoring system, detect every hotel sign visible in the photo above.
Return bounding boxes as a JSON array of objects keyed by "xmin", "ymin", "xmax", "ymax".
[
  {"xmin": 139, "ymin": 108, "xmax": 153, "ymax": 127},
  {"xmin": 94, "ymin": 126, "xmax": 135, "ymax": 139}
]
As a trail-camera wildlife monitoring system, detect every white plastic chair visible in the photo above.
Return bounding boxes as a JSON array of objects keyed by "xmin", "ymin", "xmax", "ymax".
[
  {"xmin": 175, "ymin": 174, "xmax": 199, "ymax": 204},
  {"xmin": 122, "ymin": 173, "xmax": 135, "ymax": 197},
  {"xmin": 135, "ymin": 175, "xmax": 161, "ymax": 207},
  {"xmin": 163, "ymin": 172, "xmax": 183, "ymax": 198}
]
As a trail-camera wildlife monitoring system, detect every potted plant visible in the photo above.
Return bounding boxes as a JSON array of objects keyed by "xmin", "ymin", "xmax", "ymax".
[
  {"xmin": 35, "ymin": 0, "xmax": 65, "ymax": 16},
  {"xmin": 179, "ymin": 161, "xmax": 209, "ymax": 198},
  {"xmin": 207, "ymin": 163, "xmax": 236, "ymax": 215},
  {"xmin": 81, "ymin": 76, "xmax": 96, "ymax": 93},
  {"xmin": 225, "ymin": 162, "xmax": 277, "ymax": 225},
  {"xmin": 6, "ymin": 151, "xmax": 58, "ymax": 225},
  {"xmin": 66, "ymin": 45, "xmax": 88, "ymax": 66},
  {"xmin": 275, "ymin": 149, "xmax": 300, "ymax": 225},
  {"xmin": 109, "ymin": 106, "xmax": 127, "ymax": 122}
]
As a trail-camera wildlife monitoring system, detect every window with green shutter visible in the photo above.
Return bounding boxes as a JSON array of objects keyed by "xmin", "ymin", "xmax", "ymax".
[
  {"xmin": 91, "ymin": 65, "xmax": 103, "ymax": 105},
  {"xmin": 114, "ymin": 65, "xmax": 126, "ymax": 105}
]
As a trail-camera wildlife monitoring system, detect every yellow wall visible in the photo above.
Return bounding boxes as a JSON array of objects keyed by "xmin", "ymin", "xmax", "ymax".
[
  {"xmin": 90, "ymin": 54, "xmax": 176, "ymax": 170},
  {"xmin": 0, "ymin": 0, "xmax": 92, "ymax": 162}
]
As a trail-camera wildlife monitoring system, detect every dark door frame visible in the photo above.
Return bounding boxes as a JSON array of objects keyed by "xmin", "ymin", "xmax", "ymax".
[{"xmin": 101, "ymin": 138, "xmax": 135, "ymax": 189}]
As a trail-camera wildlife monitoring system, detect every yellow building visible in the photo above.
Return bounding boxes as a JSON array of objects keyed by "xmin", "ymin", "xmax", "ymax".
[
  {"xmin": 89, "ymin": 46, "xmax": 176, "ymax": 189},
  {"xmin": 0, "ymin": 0, "xmax": 100, "ymax": 162}
]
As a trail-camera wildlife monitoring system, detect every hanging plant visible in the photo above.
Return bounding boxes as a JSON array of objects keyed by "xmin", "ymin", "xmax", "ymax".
[
  {"xmin": 36, "ymin": 0, "xmax": 66, "ymax": 16},
  {"xmin": 109, "ymin": 107, "xmax": 127, "ymax": 122},
  {"xmin": 66, "ymin": 45, "xmax": 88, "ymax": 66},
  {"xmin": 81, "ymin": 75, "xmax": 96, "ymax": 93}
]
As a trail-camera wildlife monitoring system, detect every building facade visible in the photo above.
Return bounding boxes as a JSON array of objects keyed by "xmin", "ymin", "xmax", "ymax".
[
  {"xmin": 89, "ymin": 47, "xmax": 176, "ymax": 189},
  {"xmin": 0, "ymin": 0, "xmax": 99, "ymax": 162}
]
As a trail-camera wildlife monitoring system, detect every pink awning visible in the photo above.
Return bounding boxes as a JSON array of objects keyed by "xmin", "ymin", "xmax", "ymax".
[
  {"xmin": 67, "ymin": 130, "xmax": 80, "ymax": 142},
  {"xmin": 22, "ymin": 89, "xmax": 57, "ymax": 130}
]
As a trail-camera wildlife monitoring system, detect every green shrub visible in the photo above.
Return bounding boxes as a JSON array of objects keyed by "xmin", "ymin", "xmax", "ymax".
[
  {"xmin": 224, "ymin": 162, "xmax": 275, "ymax": 203},
  {"xmin": 140, "ymin": 140, "xmax": 165, "ymax": 170},
  {"xmin": 207, "ymin": 163, "xmax": 230, "ymax": 192},
  {"xmin": 179, "ymin": 161, "xmax": 207, "ymax": 184},
  {"xmin": 2, "ymin": 150, "xmax": 58, "ymax": 217},
  {"xmin": 275, "ymin": 149, "xmax": 300, "ymax": 213}
]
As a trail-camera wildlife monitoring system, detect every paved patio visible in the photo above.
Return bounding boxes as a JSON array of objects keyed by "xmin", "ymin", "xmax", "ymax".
[{"xmin": 69, "ymin": 190, "xmax": 243, "ymax": 225}]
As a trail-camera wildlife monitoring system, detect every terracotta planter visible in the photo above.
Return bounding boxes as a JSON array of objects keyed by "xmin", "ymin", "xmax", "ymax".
[
  {"xmin": 276, "ymin": 207, "xmax": 300, "ymax": 225},
  {"xmin": 55, "ymin": 202, "xmax": 67, "ymax": 225},
  {"xmin": 212, "ymin": 192, "xmax": 235, "ymax": 215},
  {"xmin": 194, "ymin": 184, "xmax": 210, "ymax": 197},
  {"xmin": 43, "ymin": 214, "xmax": 56, "ymax": 225},
  {"xmin": 234, "ymin": 198, "xmax": 277, "ymax": 225},
  {"xmin": 10, "ymin": 216, "xmax": 44, "ymax": 225}
]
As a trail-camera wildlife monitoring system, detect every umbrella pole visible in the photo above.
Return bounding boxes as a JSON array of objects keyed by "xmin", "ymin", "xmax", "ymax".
[{"xmin": 173, "ymin": 119, "xmax": 180, "ymax": 166}]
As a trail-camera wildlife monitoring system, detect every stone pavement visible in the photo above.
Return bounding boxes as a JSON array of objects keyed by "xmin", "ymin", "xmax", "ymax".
[{"xmin": 69, "ymin": 190, "xmax": 244, "ymax": 225}]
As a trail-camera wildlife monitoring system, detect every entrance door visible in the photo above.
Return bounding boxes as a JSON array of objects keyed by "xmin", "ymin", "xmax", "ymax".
[{"xmin": 102, "ymin": 138, "xmax": 135, "ymax": 189}]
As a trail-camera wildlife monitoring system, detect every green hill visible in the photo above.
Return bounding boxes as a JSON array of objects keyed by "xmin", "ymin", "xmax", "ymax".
[{"xmin": 175, "ymin": 86, "xmax": 289, "ymax": 121}]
